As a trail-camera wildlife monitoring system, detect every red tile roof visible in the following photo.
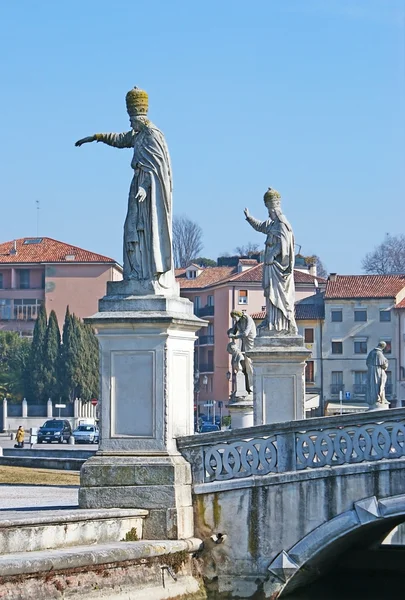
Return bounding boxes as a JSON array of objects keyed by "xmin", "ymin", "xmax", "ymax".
[
  {"xmin": 228, "ymin": 264, "xmax": 326, "ymax": 285},
  {"xmin": 325, "ymin": 275, "xmax": 405, "ymax": 299},
  {"xmin": 251, "ymin": 311, "xmax": 266, "ymax": 320},
  {"xmin": 175, "ymin": 266, "xmax": 237, "ymax": 289},
  {"xmin": 0, "ymin": 238, "xmax": 117, "ymax": 264},
  {"xmin": 251, "ymin": 302, "xmax": 325, "ymax": 322},
  {"xmin": 396, "ymin": 298, "xmax": 405, "ymax": 309}
]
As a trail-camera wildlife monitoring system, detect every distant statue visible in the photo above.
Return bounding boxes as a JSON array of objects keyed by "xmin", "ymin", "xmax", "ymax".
[
  {"xmin": 227, "ymin": 311, "xmax": 256, "ymax": 395},
  {"xmin": 75, "ymin": 86, "xmax": 176, "ymax": 295},
  {"xmin": 366, "ymin": 342, "xmax": 389, "ymax": 407},
  {"xmin": 227, "ymin": 311, "xmax": 256, "ymax": 351},
  {"xmin": 244, "ymin": 188, "xmax": 297, "ymax": 334}
]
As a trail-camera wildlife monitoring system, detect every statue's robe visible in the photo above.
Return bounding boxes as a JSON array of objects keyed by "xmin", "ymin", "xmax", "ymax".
[
  {"xmin": 247, "ymin": 214, "xmax": 297, "ymax": 333},
  {"xmin": 366, "ymin": 347, "xmax": 388, "ymax": 405},
  {"xmin": 97, "ymin": 127, "xmax": 174, "ymax": 288}
]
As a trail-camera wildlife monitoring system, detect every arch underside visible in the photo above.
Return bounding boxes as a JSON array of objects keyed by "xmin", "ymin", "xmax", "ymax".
[{"xmin": 267, "ymin": 493, "xmax": 405, "ymax": 597}]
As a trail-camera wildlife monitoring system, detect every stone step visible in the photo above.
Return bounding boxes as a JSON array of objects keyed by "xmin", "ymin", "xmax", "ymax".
[
  {"xmin": 0, "ymin": 508, "xmax": 148, "ymax": 554},
  {"xmin": 0, "ymin": 538, "xmax": 202, "ymax": 600}
]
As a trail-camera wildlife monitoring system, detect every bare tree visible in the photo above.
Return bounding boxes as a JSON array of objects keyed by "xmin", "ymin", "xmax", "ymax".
[
  {"xmin": 304, "ymin": 255, "xmax": 328, "ymax": 279},
  {"xmin": 362, "ymin": 234, "xmax": 405, "ymax": 274},
  {"xmin": 234, "ymin": 242, "xmax": 260, "ymax": 257},
  {"xmin": 173, "ymin": 216, "xmax": 203, "ymax": 268}
]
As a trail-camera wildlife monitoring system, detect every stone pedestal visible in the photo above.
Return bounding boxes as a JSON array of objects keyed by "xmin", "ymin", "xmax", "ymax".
[
  {"xmin": 227, "ymin": 397, "xmax": 254, "ymax": 429},
  {"xmin": 79, "ymin": 283, "xmax": 205, "ymax": 539},
  {"xmin": 247, "ymin": 334, "xmax": 311, "ymax": 425},
  {"xmin": 367, "ymin": 401, "xmax": 390, "ymax": 412}
]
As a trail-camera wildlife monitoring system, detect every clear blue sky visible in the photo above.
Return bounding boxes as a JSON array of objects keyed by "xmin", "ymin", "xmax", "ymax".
[{"xmin": 0, "ymin": 0, "xmax": 404, "ymax": 274}]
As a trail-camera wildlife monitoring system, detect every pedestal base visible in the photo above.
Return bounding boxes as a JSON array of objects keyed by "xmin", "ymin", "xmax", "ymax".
[
  {"xmin": 247, "ymin": 334, "xmax": 311, "ymax": 425},
  {"xmin": 367, "ymin": 401, "xmax": 391, "ymax": 411},
  {"xmin": 227, "ymin": 396, "xmax": 254, "ymax": 429},
  {"xmin": 80, "ymin": 454, "xmax": 193, "ymax": 539}
]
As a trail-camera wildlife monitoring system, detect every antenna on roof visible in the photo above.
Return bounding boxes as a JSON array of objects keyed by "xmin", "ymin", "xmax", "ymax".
[{"xmin": 36, "ymin": 200, "xmax": 40, "ymax": 236}]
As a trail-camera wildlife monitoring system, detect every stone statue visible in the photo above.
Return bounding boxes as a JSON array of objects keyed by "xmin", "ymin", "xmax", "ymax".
[
  {"xmin": 227, "ymin": 311, "xmax": 256, "ymax": 395},
  {"xmin": 244, "ymin": 188, "xmax": 297, "ymax": 334},
  {"xmin": 366, "ymin": 342, "xmax": 389, "ymax": 407},
  {"xmin": 75, "ymin": 86, "xmax": 176, "ymax": 295}
]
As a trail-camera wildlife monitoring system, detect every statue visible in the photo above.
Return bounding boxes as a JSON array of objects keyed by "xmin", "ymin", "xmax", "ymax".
[
  {"xmin": 227, "ymin": 311, "xmax": 256, "ymax": 395},
  {"xmin": 75, "ymin": 86, "xmax": 176, "ymax": 295},
  {"xmin": 366, "ymin": 342, "xmax": 389, "ymax": 408},
  {"xmin": 244, "ymin": 188, "xmax": 297, "ymax": 334}
]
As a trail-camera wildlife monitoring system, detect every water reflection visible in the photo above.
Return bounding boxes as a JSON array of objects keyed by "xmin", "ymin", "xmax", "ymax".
[{"xmin": 206, "ymin": 568, "xmax": 404, "ymax": 599}]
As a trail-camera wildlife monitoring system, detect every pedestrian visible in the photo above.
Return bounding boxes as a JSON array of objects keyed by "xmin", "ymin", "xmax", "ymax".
[{"xmin": 15, "ymin": 425, "xmax": 25, "ymax": 449}]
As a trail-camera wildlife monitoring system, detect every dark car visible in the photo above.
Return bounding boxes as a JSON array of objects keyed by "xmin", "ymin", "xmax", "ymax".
[
  {"xmin": 37, "ymin": 419, "xmax": 72, "ymax": 444},
  {"xmin": 199, "ymin": 423, "xmax": 220, "ymax": 433}
]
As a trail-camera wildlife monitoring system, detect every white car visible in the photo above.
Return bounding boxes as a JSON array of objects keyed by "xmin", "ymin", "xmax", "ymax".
[{"xmin": 72, "ymin": 424, "xmax": 99, "ymax": 444}]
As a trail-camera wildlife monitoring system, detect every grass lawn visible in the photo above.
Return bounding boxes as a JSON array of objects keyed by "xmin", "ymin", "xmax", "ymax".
[{"xmin": 0, "ymin": 465, "xmax": 80, "ymax": 485}]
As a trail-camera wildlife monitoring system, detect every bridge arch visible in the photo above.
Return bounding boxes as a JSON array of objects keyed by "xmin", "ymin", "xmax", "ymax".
[{"xmin": 267, "ymin": 493, "xmax": 405, "ymax": 598}]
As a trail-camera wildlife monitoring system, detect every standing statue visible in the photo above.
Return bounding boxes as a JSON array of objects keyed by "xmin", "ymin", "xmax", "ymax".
[
  {"xmin": 244, "ymin": 188, "xmax": 297, "ymax": 334},
  {"xmin": 366, "ymin": 342, "xmax": 389, "ymax": 407},
  {"xmin": 75, "ymin": 86, "xmax": 176, "ymax": 294},
  {"xmin": 227, "ymin": 311, "xmax": 256, "ymax": 395}
]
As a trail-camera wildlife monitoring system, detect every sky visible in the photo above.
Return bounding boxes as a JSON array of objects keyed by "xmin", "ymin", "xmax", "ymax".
[{"xmin": 0, "ymin": 0, "xmax": 404, "ymax": 274}]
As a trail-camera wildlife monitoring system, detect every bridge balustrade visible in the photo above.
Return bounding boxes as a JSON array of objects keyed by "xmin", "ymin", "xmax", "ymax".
[{"xmin": 177, "ymin": 407, "xmax": 405, "ymax": 484}]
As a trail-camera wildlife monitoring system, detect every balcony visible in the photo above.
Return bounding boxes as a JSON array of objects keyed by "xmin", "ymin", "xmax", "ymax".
[
  {"xmin": 197, "ymin": 305, "xmax": 215, "ymax": 318},
  {"xmin": 330, "ymin": 384, "xmax": 345, "ymax": 395},
  {"xmin": 199, "ymin": 335, "xmax": 214, "ymax": 345},
  {"xmin": 353, "ymin": 384, "xmax": 367, "ymax": 396},
  {"xmin": 198, "ymin": 363, "xmax": 214, "ymax": 373}
]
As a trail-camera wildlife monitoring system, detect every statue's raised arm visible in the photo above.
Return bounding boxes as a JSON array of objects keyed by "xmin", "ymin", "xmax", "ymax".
[{"xmin": 74, "ymin": 86, "xmax": 176, "ymax": 296}]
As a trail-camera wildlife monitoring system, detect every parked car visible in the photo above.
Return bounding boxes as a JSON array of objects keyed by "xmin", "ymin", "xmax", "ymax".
[
  {"xmin": 72, "ymin": 424, "xmax": 99, "ymax": 444},
  {"xmin": 199, "ymin": 423, "xmax": 220, "ymax": 433},
  {"xmin": 37, "ymin": 419, "xmax": 72, "ymax": 444}
]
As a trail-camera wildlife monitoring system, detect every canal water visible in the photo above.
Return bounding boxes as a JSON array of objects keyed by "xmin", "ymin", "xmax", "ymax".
[{"xmin": 206, "ymin": 568, "xmax": 404, "ymax": 599}]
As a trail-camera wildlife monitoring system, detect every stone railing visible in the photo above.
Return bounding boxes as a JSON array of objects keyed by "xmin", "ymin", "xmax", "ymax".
[{"xmin": 177, "ymin": 407, "xmax": 405, "ymax": 484}]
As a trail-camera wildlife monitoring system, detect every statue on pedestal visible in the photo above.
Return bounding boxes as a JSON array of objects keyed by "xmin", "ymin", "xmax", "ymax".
[
  {"xmin": 75, "ymin": 86, "xmax": 175, "ymax": 295},
  {"xmin": 244, "ymin": 188, "xmax": 297, "ymax": 334},
  {"xmin": 366, "ymin": 342, "xmax": 389, "ymax": 408},
  {"xmin": 227, "ymin": 311, "xmax": 256, "ymax": 395}
]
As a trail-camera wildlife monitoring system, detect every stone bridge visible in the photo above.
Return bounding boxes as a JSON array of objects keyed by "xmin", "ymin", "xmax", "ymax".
[{"xmin": 178, "ymin": 407, "xmax": 405, "ymax": 598}]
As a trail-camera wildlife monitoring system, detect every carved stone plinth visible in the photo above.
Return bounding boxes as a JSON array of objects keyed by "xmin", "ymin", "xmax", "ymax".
[
  {"xmin": 247, "ymin": 334, "xmax": 311, "ymax": 424},
  {"xmin": 80, "ymin": 294, "xmax": 205, "ymax": 539},
  {"xmin": 227, "ymin": 396, "xmax": 254, "ymax": 429}
]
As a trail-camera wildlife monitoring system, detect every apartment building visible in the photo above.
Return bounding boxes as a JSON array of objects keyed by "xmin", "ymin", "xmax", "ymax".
[
  {"xmin": 176, "ymin": 259, "xmax": 324, "ymax": 415},
  {"xmin": 0, "ymin": 237, "xmax": 122, "ymax": 335}
]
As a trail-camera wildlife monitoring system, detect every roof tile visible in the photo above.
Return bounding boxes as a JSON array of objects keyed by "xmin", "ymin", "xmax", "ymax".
[
  {"xmin": 0, "ymin": 238, "xmax": 116, "ymax": 264},
  {"xmin": 325, "ymin": 275, "xmax": 405, "ymax": 299}
]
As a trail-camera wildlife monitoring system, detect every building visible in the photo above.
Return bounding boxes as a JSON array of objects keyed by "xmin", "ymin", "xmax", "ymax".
[
  {"xmin": 322, "ymin": 274, "xmax": 405, "ymax": 412},
  {"xmin": 176, "ymin": 259, "xmax": 325, "ymax": 416},
  {"xmin": 0, "ymin": 237, "xmax": 122, "ymax": 335}
]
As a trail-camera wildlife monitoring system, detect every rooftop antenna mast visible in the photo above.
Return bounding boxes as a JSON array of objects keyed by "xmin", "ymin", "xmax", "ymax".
[{"xmin": 36, "ymin": 200, "xmax": 40, "ymax": 236}]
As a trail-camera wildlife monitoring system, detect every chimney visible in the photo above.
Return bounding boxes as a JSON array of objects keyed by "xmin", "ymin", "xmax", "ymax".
[
  {"xmin": 9, "ymin": 240, "xmax": 17, "ymax": 256},
  {"xmin": 309, "ymin": 263, "xmax": 317, "ymax": 277},
  {"xmin": 329, "ymin": 273, "xmax": 337, "ymax": 282}
]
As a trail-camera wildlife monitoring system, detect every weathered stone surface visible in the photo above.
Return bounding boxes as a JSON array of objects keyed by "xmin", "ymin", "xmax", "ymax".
[{"xmin": 354, "ymin": 496, "xmax": 381, "ymax": 523}]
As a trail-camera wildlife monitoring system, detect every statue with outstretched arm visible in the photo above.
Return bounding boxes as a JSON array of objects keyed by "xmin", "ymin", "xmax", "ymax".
[
  {"xmin": 75, "ymin": 87, "xmax": 175, "ymax": 294},
  {"xmin": 244, "ymin": 188, "xmax": 297, "ymax": 334}
]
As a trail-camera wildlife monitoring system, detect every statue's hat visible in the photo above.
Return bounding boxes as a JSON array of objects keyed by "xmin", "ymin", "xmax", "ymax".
[{"xmin": 126, "ymin": 86, "xmax": 148, "ymax": 116}]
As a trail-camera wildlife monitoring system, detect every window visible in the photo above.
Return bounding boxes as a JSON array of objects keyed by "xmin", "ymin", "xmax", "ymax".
[
  {"xmin": 331, "ymin": 310, "xmax": 342, "ymax": 322},
  {"xmin": 23, "ymin": 238, "xmax": 43, "ymax": 245},
  {"xmin": 0, "ymin": 299, "xmax": 11, "ymax": 320},
  {"xmin": 187, "ymin": 270, "xmax": 196, "ymax": 279},
  {"xmin": 13, "ymin": 299, "xmax": 41, "ymax": 320},
  {"xmin": 194, "ymin": 296, "xmax": 201, "ymax": 311},
  {"xmin": 381, "ymin": 340, "xmax": 392, "ymax": 354},
  {"xmin": 331, "ymin": 371, "xmax": 344, "ymax": 395},
  {"xmin": 380, "ymin": 310, "xmax": 391, "ymax": 322},
  {"xmin": 238, "ymin": 290, "xmax": 248, "ymax": 304},
  {"xmin": 304, "ymin": 328, "xmax": 314, "ymax": 343},
  {"xmin": 18, "ymin": 269, "xmax": 30, "ymax": 289},
  {"xmin": 207, "ymin": 295, "xmax": 214, "ymax": 306},
  {"xmin": 354, "ymin": 340, "xmax": 367, "ymax": 354},
  {"xmin": 354, "ymin": 371, "xmax": 367, "ymax": 395},
  {"xmin": 354, "ymin": 310, "xmax": 367, "ymax": 322},
  {"xmin": 331, "ymin": 341, "xmax": 343, "ymax": 354},
  {"xmin": 0, "ymin": 274, "xmax": 3, "ymax": 289},
  {"xmin": 305, "ymin": 361, "xmax": 314, "ymax": 383},
  {"xmin": 386, "ymin": 371, "xmax": 393, "ymax": 396}
]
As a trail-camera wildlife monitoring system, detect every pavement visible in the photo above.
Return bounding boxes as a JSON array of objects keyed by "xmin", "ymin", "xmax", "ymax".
[
  {"xmin": 0, "ymin": 437, "xmax": 97, "ymax": 451},
  {"xmin": 0, "ymin": 484, "xmax": 79, "ymax": 511}
]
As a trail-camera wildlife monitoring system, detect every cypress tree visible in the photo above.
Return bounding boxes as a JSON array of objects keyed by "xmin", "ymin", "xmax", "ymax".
[
  {"xmin": 42, "ymin": 310, "xmax": 61, "ymax": 400},
  {"xmin": 28, "ymin": 303, "xmax": 47, "ymax": 402}
]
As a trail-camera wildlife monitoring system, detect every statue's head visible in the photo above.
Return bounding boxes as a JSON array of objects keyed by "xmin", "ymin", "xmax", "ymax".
[
  {"xmin": 378, "ymin": 341, "xmax": 387, "ymax": 350},
  {"xmin": 126, "ymin": 86, "xmax": 150, "ymax": 130},
  {"xmin": 230, "ymin": 310, "xmax": 244, "ymax": 320},
  {"xmin": 264, "ymin": 187, "xmax": 281, "ymax": 219}
]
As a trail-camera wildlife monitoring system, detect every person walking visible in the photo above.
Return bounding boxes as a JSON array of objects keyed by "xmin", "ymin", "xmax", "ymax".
[{"xmin": 15, "ymin": 426, "xmax": 25, "ymax": 449}]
